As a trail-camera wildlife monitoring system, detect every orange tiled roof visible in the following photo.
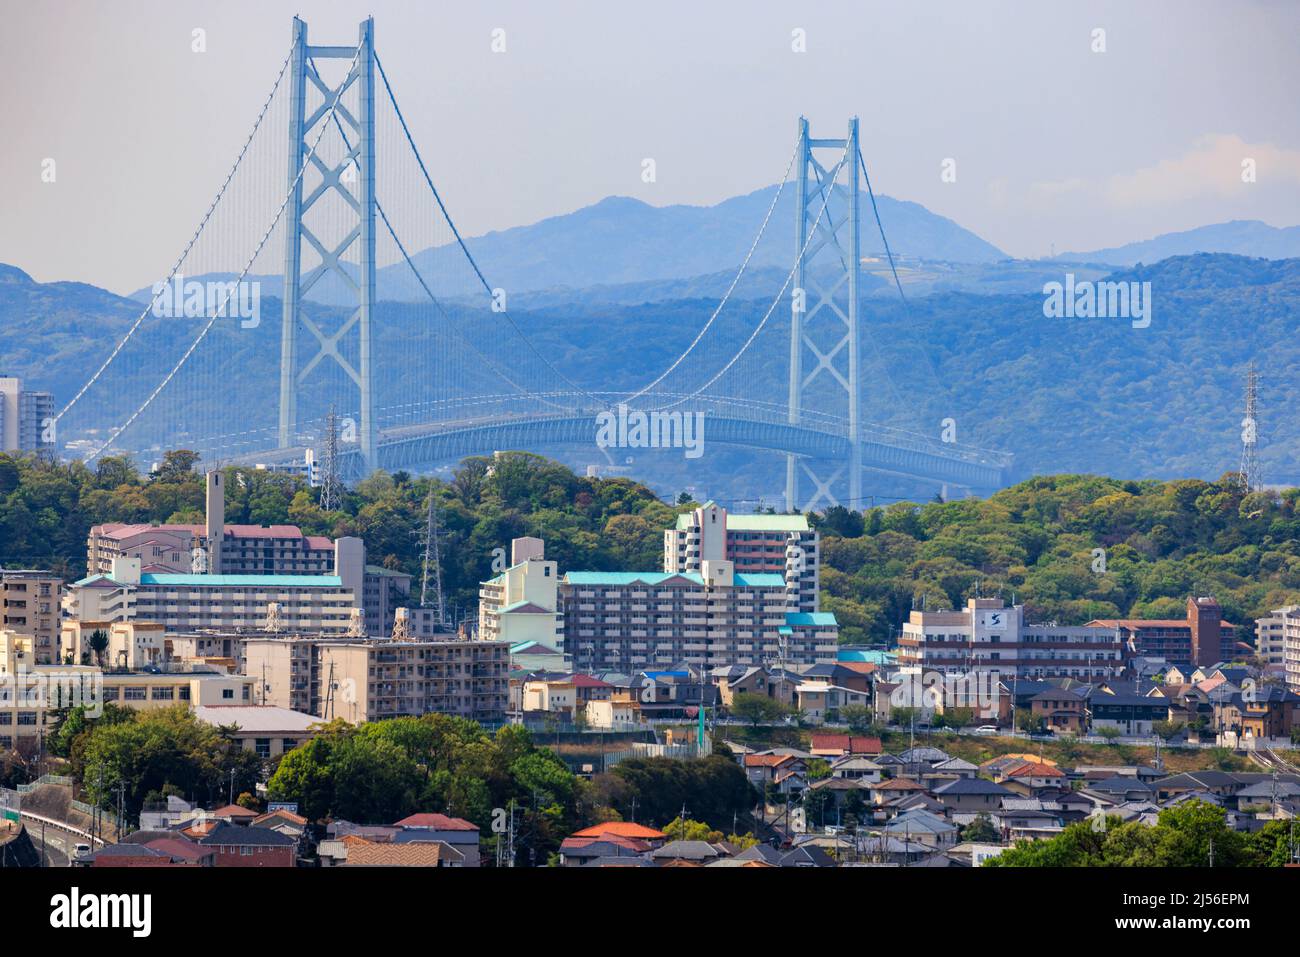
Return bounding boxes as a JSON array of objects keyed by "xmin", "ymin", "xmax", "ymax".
[
  {"xmin": 572, "ymin": 821, "xmax": 668, "ymax": 841},
  {"xmin": 1006, "ymin": 761, "xmax": 1067, "ymax": 778}
]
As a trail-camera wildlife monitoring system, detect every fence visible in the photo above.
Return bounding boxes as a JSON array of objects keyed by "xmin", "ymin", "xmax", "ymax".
[{"xmin": 601, "ymin": 737, "xmax": 713, "ymax": 771}]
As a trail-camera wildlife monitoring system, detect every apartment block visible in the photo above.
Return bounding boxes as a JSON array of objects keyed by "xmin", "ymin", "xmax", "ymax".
[
  {"xmin": 1254, "ymin": 605, "xmax": 1294, "ymax": 671},
  {"xmin": 482, "ymin": 538, "xmax": 837, "ymax": 672},
  {"xmin": 1089, "ymin": 597, "xmax": 1241, "ymax": 669},
  {"xmin": 0, "ymin": 376, "xmax": 54, "ymax": 454},
  {"xmin": 899, "ymin": 598, "xmax": 1124, "ymax": 681},
  {"xmin": 63, "ymin": 557, "xmax": 356, "ymax": 638},
  {"xmin": 665, "ymin": 502, "xmax": 820, "ymax": 613},
  {"xmin": 87, "ymin": 471, "xmax": 411, "ymax": 636},
  {"xmin": 478, "ymin": 536, "xmax": 563, "ymax": 651},
  {"xmin": 1256, "ymin": 606, "xmax": 1300, "ymax": 692},
  {"xmin": 244, "ymin": 633, "xmax": 509, "ymax": 724},
  {"xmin": 0, "ymin": 569, "xmax": 62, "ymax": 664}
]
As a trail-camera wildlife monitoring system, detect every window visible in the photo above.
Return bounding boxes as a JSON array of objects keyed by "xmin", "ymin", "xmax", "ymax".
[
  {"xmin": 17, "ymin": 712, "xmax": 37, "ymax": 726},
  {"xmin": 255, "ymin": 738, "xmax": 271, "ymax": 758},
  {"xmin": 0, "ymin": 713, "xmax": 10, "ymax": 725},
  {"xmin": 179, "ymin": 687, "xmax": 191, "ymax": 701},
  {"xmin": 222, "ymin": 689, "xmax": 234, "ymax": 700},
  {"xmin": 123, "ymin": 688, "xmax": 146, "ymax": 701},
  {"xmin": 151, "ymin": 687, "xmax": 174, "ymax": 701},
  {"xmin": 283, "ymin": 738, "xmax": 298, "ymax": 752}
]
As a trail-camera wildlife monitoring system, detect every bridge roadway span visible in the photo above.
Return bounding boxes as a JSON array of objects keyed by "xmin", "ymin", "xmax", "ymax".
[{"xmin": 233, "ymin": 411, "xmax": 1008, "ymax": 491}]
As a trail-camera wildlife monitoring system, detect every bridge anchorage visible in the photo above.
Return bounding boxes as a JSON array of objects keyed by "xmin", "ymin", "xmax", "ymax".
[{"xmin": 57, "ymin": 16, "xmax": 1011, "ymax": 508}]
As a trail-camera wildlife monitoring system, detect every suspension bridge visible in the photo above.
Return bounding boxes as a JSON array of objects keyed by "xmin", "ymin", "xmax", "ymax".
[{"xmin": 54, "ymin": 16, "xmax": 1011, "ymax": 510}]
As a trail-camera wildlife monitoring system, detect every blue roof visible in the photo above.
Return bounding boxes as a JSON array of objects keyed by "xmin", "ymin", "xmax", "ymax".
[
  {"xmin": 785, "ymin": 612, "xmax": 838, "ymax": 627},
  {"xmin": 140, "ymin": 574, "xmax": 345, "ymax": 587}
]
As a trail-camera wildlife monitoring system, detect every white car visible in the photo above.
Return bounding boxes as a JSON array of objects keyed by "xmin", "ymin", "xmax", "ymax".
[{"xmin": 973, "ymin": 725, "xmax": 1000, "ymax": 735}]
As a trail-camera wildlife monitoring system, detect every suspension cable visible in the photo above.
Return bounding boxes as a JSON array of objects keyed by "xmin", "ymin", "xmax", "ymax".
[
  {"xmin": 649, "ymin": 139, "xmax": 852, "ymax": 409},
  {"xmin": 56, "ymin": 42, "xmax": 294, "ymax": 425},
  {"xmin": 374, "ymin": 52, "xmax": 603, "ymax": 406},
  {"xmin": 306, "ymin": 58, "xmax": 558, "ymax": 412},
  {"xmin": 88, "ymin": 42, "xmax": 364, "ymax": 462},
  {"xmin": 620, "ymin": 135, "xmax": 800, "ymax": 404}
]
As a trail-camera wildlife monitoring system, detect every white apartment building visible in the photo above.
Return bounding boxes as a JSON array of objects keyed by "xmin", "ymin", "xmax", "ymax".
[
  {"xmin": 1254, "ymin": 606, "xmax": 1294, "ymax": 669},
  {"xmin": 477, "ymin": 537, "xmax": 564, "ymax": 651},
  {"xmin": 898, "ymin": 598, "xmax": 1124, "ymax": 681},
  {"xmin": 665, "ymin": 502, "xmax": 820, "ymax": 613},
  {"xmin": 480, "ymin": 538, "xmax": 838, "ymax": 674},
  {"xmin": 63, "ymin": 556, "xmax": 356, "ymax": 639},
  {"xmin": 1256, "ymin": 605, "xmax": 1300, "ymax": 691},
  {"xmin": 0, "ymin": 630, "xmax": 254, "ymax": 751}
]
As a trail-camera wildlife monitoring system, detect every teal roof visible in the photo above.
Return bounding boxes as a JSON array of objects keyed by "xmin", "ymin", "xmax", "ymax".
[
  {"xmin": 838, "ymin": 648, "xmax": 896, "ymax": 665},
  {"xmin": 736, "ymin": 572, "xmax": 785, "ymax": 587},
  {"xmin": 564, "ymin": 570, "xmax": 784, "ymax": 588},
  {"xmin": 72, "ymin": 573, "xmax": 122, "ymax": 587},
  {"xmin": 509, "ymin": 640, "xmax": 561, "ymax": 654},
  {"xmin": 785, "ymin": 612, "xmax": 838, "ymax": 627},
  {"xmin": 140, "ymin": 574, "xmax": 345, "ymax": 587},
  {"xmin": 499, "ymin": 599, "xmax": 552, "ymax": 614}
]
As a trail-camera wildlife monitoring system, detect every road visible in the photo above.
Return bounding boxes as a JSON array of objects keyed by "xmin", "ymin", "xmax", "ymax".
[{"xmin": 27, "ymin": 824, "xmax": 71, "ymax": 867}]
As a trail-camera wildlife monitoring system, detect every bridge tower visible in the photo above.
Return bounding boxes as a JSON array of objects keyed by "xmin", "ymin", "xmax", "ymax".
[
  {"xmin": 786, "ymin": 117, "xmax": 861, "ymax": 512},
  {"xmin": 278, "ymin": 17, "xmax": 378, "ymax": 472}
]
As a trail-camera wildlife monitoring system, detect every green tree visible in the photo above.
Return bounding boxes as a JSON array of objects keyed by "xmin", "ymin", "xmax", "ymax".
[
  {"xmin": 961, "ymin": 812, "xmax": 1000, "ymax": 843},
  {"xmin": 730, "ymin": 692, "xmax": 788, "ymax": 727}
]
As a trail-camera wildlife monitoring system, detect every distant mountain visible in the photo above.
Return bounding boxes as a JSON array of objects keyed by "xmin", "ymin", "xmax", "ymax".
[
  {"xmin": 1057, "ymin": 219, "xmax": 1300, "ymax": 266},
  {"xmin": 130, "ymin": 186, "xmax": 1009, "ymax": 306},
  {"xmin": 395, "ymin": 187, "xmax": 1008, "ymax": 298}
]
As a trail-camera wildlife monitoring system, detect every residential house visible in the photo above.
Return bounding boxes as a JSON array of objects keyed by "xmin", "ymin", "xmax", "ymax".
[
  {"xmin": 391, "ymin": 813, "xmax": 481, "ymax": 866},
  {"xmin": 198, "ymin": 823, "xmax": 296, "ymax": 867},
  {"xmin": 932, "ymin": 777, "xmax": 1015, "ymax": 814}
]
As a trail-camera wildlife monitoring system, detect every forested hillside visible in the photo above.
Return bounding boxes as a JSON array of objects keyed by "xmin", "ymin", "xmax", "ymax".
[{"xmin": 2, "ymin": 451, "xmax": 1297, "ymax": 648}]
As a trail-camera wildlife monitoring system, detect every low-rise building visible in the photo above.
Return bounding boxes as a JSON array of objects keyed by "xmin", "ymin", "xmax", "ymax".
[
  {"xmin": 900, "ymin": 598, "xmax": 1123, "ymax": 681},
  {"xmin": 193, "ymin": 704, "xmax": 322, "ymax": 758},
  {"xmin": 0, "ymin": 628, "xmax": 255, "ymax": 750},
  {"xmin": 1090, "ymin": 597, "xmax": 1242, "ymax": 670}
]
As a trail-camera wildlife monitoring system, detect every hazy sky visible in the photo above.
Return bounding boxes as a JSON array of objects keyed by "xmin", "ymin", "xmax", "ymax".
[{"xmin": 3, "ymin": 0, "xmax": 1298, "ymax": 293}]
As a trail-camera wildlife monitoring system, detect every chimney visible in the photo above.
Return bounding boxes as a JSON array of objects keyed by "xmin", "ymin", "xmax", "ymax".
[{"xmin": 205, "ymin": 471, "xmax": 225, "ymax": 574}]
